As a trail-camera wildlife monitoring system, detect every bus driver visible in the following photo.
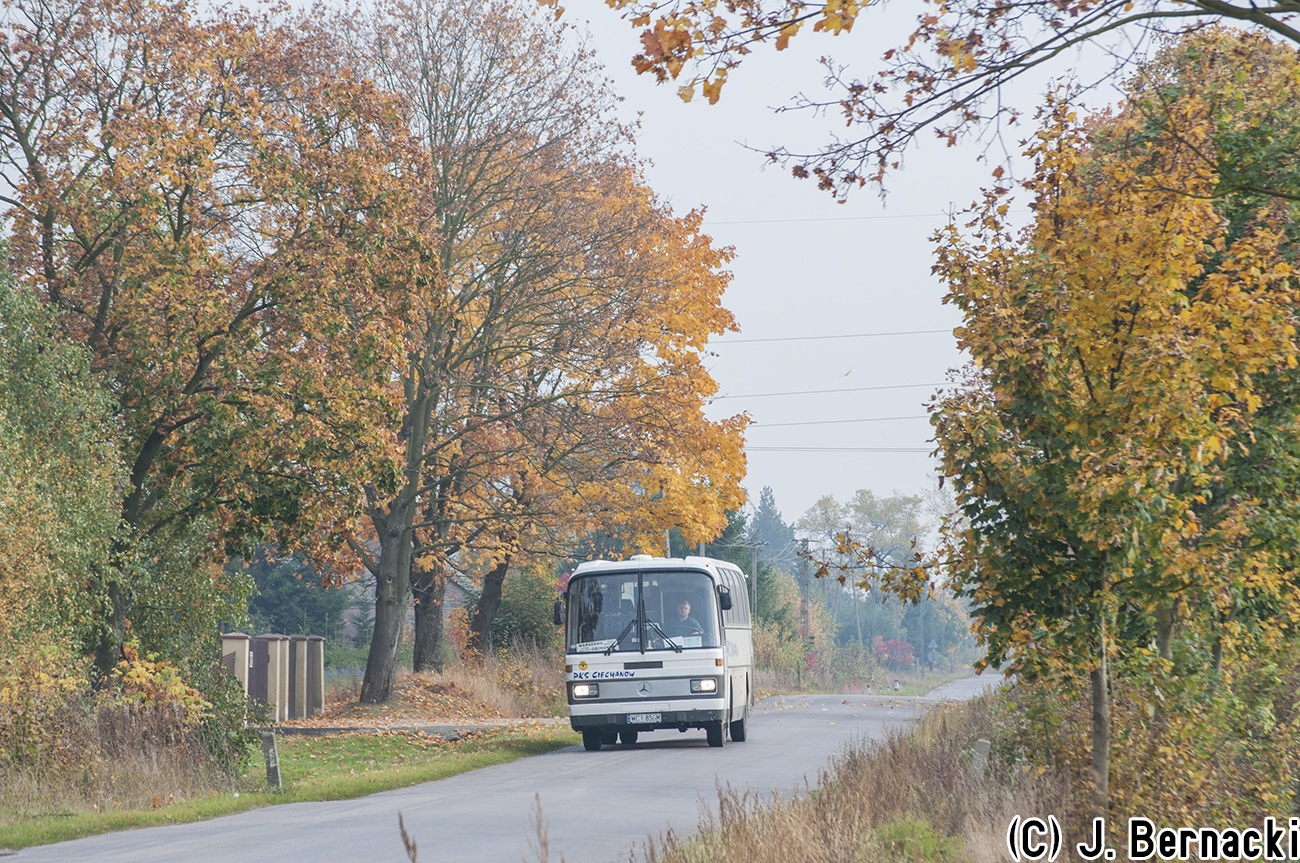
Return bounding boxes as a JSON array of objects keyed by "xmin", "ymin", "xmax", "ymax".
[{"xmin": 666, "ymin": 599, "xmax": 703, "ymax": 637}]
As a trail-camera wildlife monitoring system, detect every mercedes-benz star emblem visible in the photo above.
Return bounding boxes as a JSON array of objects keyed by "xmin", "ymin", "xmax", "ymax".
[{"xmin": 638, "ymin": 683, "xmax": 651, "ymax": 696}]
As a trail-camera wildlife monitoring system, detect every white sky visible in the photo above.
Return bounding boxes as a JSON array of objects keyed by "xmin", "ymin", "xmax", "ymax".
[{"xmin": 567, "ymin": 3, "xmax": 1097, "ymax": 525}]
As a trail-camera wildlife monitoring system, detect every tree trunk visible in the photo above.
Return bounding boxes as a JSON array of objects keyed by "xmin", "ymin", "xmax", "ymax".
[
  {"xmin": 467, "ymin": 557, "xmax": 511, "ymax": 656},
  {"xmin": 92, "ymin": 578, "xmax": 130, "ymax": 682},
  {"xmin": 412, "ymin": 555, "xmax": 447, "ymax": 673},
  {"xmin": 1090, "ymin": 616, "xmax": 1111, "ymax": 816},
  {"xmin": 1154, "ymin": 603, "xmax": 1175, "ymax": 661},
  {"xmin": 360, "ymin": 502, "xmax": 413, "ymax": 704}
]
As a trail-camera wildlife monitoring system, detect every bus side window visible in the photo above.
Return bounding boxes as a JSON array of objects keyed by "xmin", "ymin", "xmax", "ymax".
[
  {"xmin": 721, "ymin": 570, "xmax": 749, "ymax": 627},
  {"xmin": 718, "ymin": 572, "xmax": 733, "ymax": 627}
]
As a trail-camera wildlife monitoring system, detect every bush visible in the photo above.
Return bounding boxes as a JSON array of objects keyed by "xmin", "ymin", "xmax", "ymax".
[
  {"xmin": 0, "ymin": 646, "xmax": 87, "ymax": 773},
  {"xmin": 189, "ymin": 660, "xmax": 265, "ymax": 783},
  {"xmin": 1005, "ymin": 643, "xmax": 1300, "ymax": 835},
  {"xmin": 0, "ymin": 640, "xmax": 268, "ymax": 815},
  {"xmin": 324, "ymin": 641, "xmax": 369, "ymax": 671},
  {"xmin": 874, "ymin": 637, "xmax": 916, "ymax": 671}
]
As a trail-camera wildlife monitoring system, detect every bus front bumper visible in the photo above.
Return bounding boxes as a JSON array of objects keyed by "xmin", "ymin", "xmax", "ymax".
[{"xmin": 569, "ymin": 706, "xmax": 727, "ymax": 732}]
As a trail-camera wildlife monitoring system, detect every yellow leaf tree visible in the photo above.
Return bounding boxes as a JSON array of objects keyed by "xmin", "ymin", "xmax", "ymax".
[{"xmin": 930, "ymin": 34, "xmax": 1300, "ymax": 812}]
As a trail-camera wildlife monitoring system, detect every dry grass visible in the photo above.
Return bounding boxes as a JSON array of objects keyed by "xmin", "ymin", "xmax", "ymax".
[
  {"xmin": 0, "ymin": 700, "xmax": 222, "ymax": 818},
  {"xmin": 0, "ymin": 649, "xmax": 256, "ymax": 820},
  {"xmin": 442, "ymin": 638, "xmax": 566, "ymax": 718},
  {"xmin": 323, "ymin": 668, "xmax": 364, "ymax": 711},
  {"xmin": 319, "ymin": 638, "xmax": 566, "ymax": 723},
  {"xmin": 637, "ymin": 694, "xmax": 1081, "ymax": 863}
]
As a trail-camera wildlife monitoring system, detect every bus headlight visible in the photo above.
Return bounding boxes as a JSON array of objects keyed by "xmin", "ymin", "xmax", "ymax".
[
  {"xmin": 572, "ymin": 683, "xmax": 599, "ymax": 698},
  {"xmin": 690, "ymin": 678, "xmax": 718, "ymax": 693}
]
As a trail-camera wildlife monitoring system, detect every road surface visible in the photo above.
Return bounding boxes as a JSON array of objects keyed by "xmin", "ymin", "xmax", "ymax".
[{"xmin": 12, "ymin": 677, "xmax": 998, "ymax": 863}]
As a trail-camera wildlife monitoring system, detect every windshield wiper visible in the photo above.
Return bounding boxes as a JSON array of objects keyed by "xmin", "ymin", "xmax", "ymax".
[
  {"xmin": 645, "ymin": 618, "xmax": 683, "ymax": 653},
  {"xmin": 603, "ymin": 617, "xmax": 639, "ymax": 655}
]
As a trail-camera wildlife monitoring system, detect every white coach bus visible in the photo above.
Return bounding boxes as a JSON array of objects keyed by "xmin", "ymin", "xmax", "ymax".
[{"xmin": 554, "ymin": 554, "xmax": 754, "ymax": 750}]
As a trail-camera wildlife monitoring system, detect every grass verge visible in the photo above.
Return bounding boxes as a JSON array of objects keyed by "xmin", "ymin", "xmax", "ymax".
[
  {"xmin": 640, "ymin": 692, "xmax": 1070, "ymax": 863},
  {"xmin": 0, "ymin": 723, "xmax": 579, "ymax": 852}
]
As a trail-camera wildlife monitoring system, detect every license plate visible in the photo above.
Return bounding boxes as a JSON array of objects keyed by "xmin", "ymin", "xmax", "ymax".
[{"xmin": 627, "ymin": 713, "xmax": 661, "ymax": 724}]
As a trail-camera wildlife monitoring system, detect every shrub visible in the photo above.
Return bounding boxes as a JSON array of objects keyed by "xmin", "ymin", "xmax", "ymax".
[
  {"xmin": 0, "ymin": 646, "xmax": 87, "ymax": 772},
  {"xmin": 874, "ymin": 637, "xmax": 916, "ymax": 670},
  {"xmin": 0, "ymin": 640, "xmax": 267, "ymax": 814},
  {"xmin": 189, "ymin": 660, "xmax": 265, "ymax": 783},
  {"xmin": 1005, "ymin": 643, "xmax": 1300, "ymax": 836},
  {"xmin": 107, "ymin": 643, "xmax": 205, "ymax": 726}
]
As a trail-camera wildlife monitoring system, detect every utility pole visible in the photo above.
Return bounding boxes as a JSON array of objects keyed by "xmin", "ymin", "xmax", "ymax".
[
  {"xmin": 799, "ymin": 538, "xmax": 810, "ymax": 639},
  {"xmin": 750, "ymin": 539, "xmax": 760, "ymax": 620},
  {"xmin": 854, "ymin": 586, "xmax": 863, "ymax": 649}
]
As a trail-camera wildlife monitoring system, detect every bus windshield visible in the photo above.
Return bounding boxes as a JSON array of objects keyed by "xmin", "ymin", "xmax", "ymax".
[{"xmin": 567, "ymin": 570, "xmax": 721, "ymax": 653}]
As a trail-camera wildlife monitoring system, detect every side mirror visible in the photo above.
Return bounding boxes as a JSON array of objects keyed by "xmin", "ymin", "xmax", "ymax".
[
  {"xmin": 717, "ymin": 585, "xmax": 733, "ymax": 611},
  {"xmin": 552, "ymin": 598, "xmax": 564, "ymax": 626}
]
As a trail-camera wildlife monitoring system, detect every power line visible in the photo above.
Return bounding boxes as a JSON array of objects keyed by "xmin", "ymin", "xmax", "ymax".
[
  {"xmin": 748, "ymin": 446, "xmax": 932, "ymax": 453},
  {"xmin": 711, "ymin": 382, "xmax": 944, "ymax": 400},
  {"xmin": 706, "ymin": 212, "xmax": 949, "ymax": 226},
  {"xmin": 751, "ymin": 414, "xmax": 928, "ymax": 428},
  {"xmin": 714, "ymin": 329, "xmax": 950, "ymax": 345},
  {"xmin": 704, "ymin": 208, "xmax": 1029, "ymax": 227}
]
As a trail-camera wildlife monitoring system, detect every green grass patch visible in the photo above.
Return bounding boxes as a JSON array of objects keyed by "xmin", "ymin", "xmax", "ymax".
[
  {"xmin": 862, "ymin": 816, "xmax": 966, "ymax": 862},
  {"xmin": 0, "ymin": 723, "xmax": 579, "ymax": 851}
]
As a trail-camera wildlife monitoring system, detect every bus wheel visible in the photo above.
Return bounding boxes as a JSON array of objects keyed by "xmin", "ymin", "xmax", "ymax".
[
  {"xmin": 619, "ymin": 729, "xmax": 638, "ymax": 745},
  {"xmin": 706, "ymin": 721, "xmax": 725, "ymax": 748},
  {"xmin": 729, "ymin": 713, "xmax": 748, "ymax": 742},
  {"xmin": 582, "ymin": 729, "xmax": 603, "ymax": 751}
]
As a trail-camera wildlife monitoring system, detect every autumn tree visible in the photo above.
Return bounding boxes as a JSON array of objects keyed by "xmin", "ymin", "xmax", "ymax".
[
  {"xmin": 929, "ymin": 32, "xmax": 1300, "ymax": 811},
  {"xmin": 453, "ymin": 187, "xmax": 748, "ymax": 655},
  {"xmin": 336, "ymin": 0, "xmax": 745, "ymax": 701},
  {"xmin": 585, "ymin": 0, "xmax": 1300, "ymax": 195},
  {"xmin": 0, "ymin": 0, "xmax": 428, "ymax": 673}
]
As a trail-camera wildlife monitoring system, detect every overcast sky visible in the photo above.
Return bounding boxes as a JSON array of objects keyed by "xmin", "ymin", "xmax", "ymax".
[{"xmin": 566, "ymin": 3, "xmax": 1100, "ymax": 527}]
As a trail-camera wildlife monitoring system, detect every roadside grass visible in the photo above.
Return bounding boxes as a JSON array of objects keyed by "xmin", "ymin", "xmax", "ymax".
[
  {"xmin": 0, "ymin": 723, "xmax": 580, "ymax": 852},
  {"xmin": 634, "ymin": 693, "xmax": 1074, "ymax": 863}
]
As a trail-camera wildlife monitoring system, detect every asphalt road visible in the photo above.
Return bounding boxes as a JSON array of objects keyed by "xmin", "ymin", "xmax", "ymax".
[{"xmin": 12, "ymin": 676, "xmax": 997, "ymax": 863}]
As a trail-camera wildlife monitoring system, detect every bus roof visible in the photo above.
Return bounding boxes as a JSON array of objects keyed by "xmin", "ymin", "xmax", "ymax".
[{"xmin": 571, "ymin": 555, "xmax": 747, "ymax": 579}]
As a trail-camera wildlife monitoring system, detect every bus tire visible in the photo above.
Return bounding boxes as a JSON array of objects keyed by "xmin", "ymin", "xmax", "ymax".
[
  {"xmin": 619, "ymin": 729, "xmax": 638, "ymax": 745},
  {"xmin": 582, "ymin": 729, "xmax": 603, "ymax": 751},
  {"xmin": 729, "ymin": 713, "xmax": 748, "ymax": 742},
  {"xmin": 706, "ymin": 721, "xmax": 725, "ymax": 748}
]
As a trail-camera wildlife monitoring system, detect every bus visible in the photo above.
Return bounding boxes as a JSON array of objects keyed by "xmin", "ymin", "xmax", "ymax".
[{"xmin": 554, "ymin": 554, "xmax": 754, "ymax": 750}]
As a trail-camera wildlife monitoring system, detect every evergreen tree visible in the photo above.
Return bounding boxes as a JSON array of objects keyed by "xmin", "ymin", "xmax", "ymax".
[
  {"xmin": 242, "ymin": 547, "xmax": 352, "ymax": 639},
  {"xmin": 749, "ymin": 486, "xmax": 796, "ymax": 567}
]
